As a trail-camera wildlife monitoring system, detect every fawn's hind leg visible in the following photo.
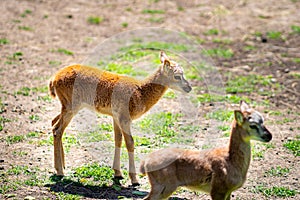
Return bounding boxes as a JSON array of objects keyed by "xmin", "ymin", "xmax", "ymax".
[
  {"xmin": 52, "ymin": 114, "xmax": 60, "ymax": 126},
  {"xmin": 52, "ymin": 107, "xmax": 74, "ymax": 175},
  {"xmin": 144, "ymin": 183, "xmax": 165, "ymax": 200},
  {"xmin": 144, "ymin": 173, "xmax": 176, "ymax": 200}
]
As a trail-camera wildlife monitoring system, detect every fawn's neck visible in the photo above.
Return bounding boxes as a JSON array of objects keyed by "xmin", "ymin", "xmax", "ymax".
[
  {"xmin": 140, "ymin": 67, "xmax": 168, "ymax": 110},
  {"xmin": 228, "ymin": 122, "xmax": 251, "ymax": 176}
]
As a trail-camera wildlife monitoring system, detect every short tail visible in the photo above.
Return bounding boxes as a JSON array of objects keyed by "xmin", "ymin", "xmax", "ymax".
[
  {"xmin": 49, "ymin": 79, "xmax": 56, "ymax": 98},
  {"xmin": 140, "ymin": 160, "xmax": 146, "ymax": 175}
]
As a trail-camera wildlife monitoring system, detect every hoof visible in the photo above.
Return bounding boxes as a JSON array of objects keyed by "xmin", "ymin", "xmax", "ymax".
[{"xmin": 113, "ymin": 176, "xmax": 124, "ymax": 185}]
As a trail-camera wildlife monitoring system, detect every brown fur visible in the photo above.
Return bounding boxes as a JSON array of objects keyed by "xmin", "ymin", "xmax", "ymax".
[
  {"xmin": 140, "ymin": 101, "xmax": 272, "ymax": 199},
  {"xmin": 49, "ymin": 51, "xmax": 191, "ymax": 185}
]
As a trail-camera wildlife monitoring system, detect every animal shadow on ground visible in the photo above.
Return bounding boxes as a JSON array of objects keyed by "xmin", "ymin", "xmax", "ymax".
[
  {"xmin": 45, "ymin": 174, "xmax": 147, "ymax": 199},
  {"xmin": 45, "ymin": 175, "xmax": 187, "ymax": 199}
]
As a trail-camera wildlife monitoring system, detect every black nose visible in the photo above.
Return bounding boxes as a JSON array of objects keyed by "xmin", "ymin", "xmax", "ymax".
[
  {"xmin": 184, "ymin": 85, "xmax": 192, "ymax": 93},
  {"xmin": 262, "ymin": 131, "xmax": 272, "ymax": 142},
  {"xmin": 262, "ymin": 126, "xmax": 272, "ymax": 142}
]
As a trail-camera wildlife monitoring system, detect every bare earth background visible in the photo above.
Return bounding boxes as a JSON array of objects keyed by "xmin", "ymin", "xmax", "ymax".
[{"xmin": 0, "ymin": 0, "xmax": 299, "ymax": 199}]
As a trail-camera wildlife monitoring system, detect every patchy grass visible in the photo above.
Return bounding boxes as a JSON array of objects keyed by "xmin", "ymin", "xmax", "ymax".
[
  {"xmin": 18, "ymin": 26, "xmax": 33, "ymax": 31},
  {"xmin": 15, "ymin": 86, "xmax": 48, "ymax": 96},
  {"xmin": 291, "ymin": 25, "xmax": 300, "ymax": 34},
  {"xmin": 121, "ymin": 22, "xmax": 128, "ymax": 28},
  {"xmin": 205, "ymin": 109, "xmax": 233, "ymax": 122},
  {"xmin": 87, "ymin": 16, "xmax": 104, "ymax": 25},
  {"xmin": 100, "ymin": 63, "xmax": 147, "ymax": 77},
  {"xmin": 38, "ymin": 134, "xmax": 78, "ymax": 152},
  {"xmin": 292, "ymin": 58, "xmax": 300, "ymax": 64},
  {"xmin": 20, "ymin": 9, "xmax": 32, "ymax": 18},
  {"xmin": 267, "ymin": 31, "xmax": 282, "ymax": 40},
  {"xmin": 265, "ymin": 166, "xmax": 290, "ymax": 177},
  {"xmin": 217, "ymin": 125, "xmax": 231, "ymax": 137},
  {"xmin": 204, "ymin": 29, "xmax": 219, "ymax": 35},
  {"xmin": 6, "ymin": 135, "xmax": 25, "ymax": 145},
  {"xmin": 0, "ymin": 116, "xmax": 11, "ymax": 131},
  {"xmin": 243, "ymin": 45, "xmax": 257, "ymax": 51},
  {"xmin": 15, "ymin": 86, "xmax": 31, "ymax": 96},
  {"xmin": 202, "ymin": 48, "xmax": 234, "ymax": 59},
  {"xmin": 142, "ymin": 9, "xmax": 165, "ymax": 14},
  {"xmin": 1, "ymin": 165, "xmax": 49, "ymax": 195},
  {"xmin": 253, "ymin": 185, "xmax": 298, "ymax": 198},
  {"xmin": 148, "ymin": 17, "xmax": 164, "ymax": 23},
  {"xmin": 212, "ymin": 38, "xmax": 232, "ymax": 44},
  {"xmin": 29, "ymin": 114, "xmax": 40, "ymax": 121},
  {"xmin": 49, "ymin": 60, "xmax": 62, "ymax": 66},
  {"xmin": 225, "ymin": 74, "xmax": 279, "ymax": 95},
  {"xmin": 119, "ymin": 41, "xmax": 189, "ymax": 52},
  {"xmin": 163, "ymin": 90, "xmax": 176, "ymax": 99},
  {"xmin": 0, "ymin": 98, "xmax": 5, "ymax": 114},
  {"xmin": 37, "ymin": 95, "xmax": 52, "ymax": 102},
  {"xmin": 251, "ymin": 143, "xmax": 268, "ymax": 159},
  {"xmin": 0, "ymin": 38, "xmax": 9, "ymax": 45},
  {"xmin": 283, "ymin": 137, "xmax": 300, "ymax": 156},
  {"xmin": 197, "ymin": 93, "xmax": 250, "ymax": 104},
  {"xmin": 73, "ymin": 163, "xmax": 114, "ymax": 187},
  {"xmin": 56, "ymin": 48, "xmax": 74, "ymax": 56},
  {"xmin": 136, "ymin": 112, "xmax": 195, "ymax": 146}
]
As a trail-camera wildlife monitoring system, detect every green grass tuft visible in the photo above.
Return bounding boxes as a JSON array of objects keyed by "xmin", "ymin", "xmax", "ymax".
[
  {"xmin": 254, "ymin": 185, "xmax": 297, "ymax": 197},
  {"xmin": 73, "ymin": 163, "xmax": 114, "ymax": 186},
  {"xmin": 56, "ymin": 48, "xmax": 74, "ymax": 56},
  {"xmin": 0, "ymin": 38, "xmax": 9, "ymax": 45},
  {"xmin": 202, "ymin": 48, "xmax": 234, "ymax": 59},
  {"xmin": 148, "ymin": 17, "xmax": 164, "ymax": 23},
  {"xmin": 206, "ymin": 109, "xmax": 233, "ymax": 122},
  {"xmin": 291, "ymin": 25, "xmax": 300, "ymax": 34},
  {"xmin": 142, "ymin": 9, "xmax": 165, "ymax": 14},
  {"xmin": 265, "ymin": 166, "xmax": 290, "ymax": 177},
  {"xmin": 6, "ymin": 135, "xmax": 25, "ymax": 145},
  {"xmin": 87, "ymin": 16, "xmax": 104, "ymax": 24},
  {"xmin": 119, "ymin": 41, "xmax": 189, "ymax": 52},
  {"xmin": 267, "ymin": 31, "xmax": 282, "ymax": 39},
  {"xmin": 283, "ymin": 139, "xmax": 300, "ymax": 156},
  {"xmin": 226, "ymin": 74, "xmax": 278, "ymax": 95},
  {"xmin": 204, "ymin": 29, "xmax": 219, "ymax": 35},
  {"xmin": 0, "ymin": 116, "xmax": 11, "ymax": 131}
]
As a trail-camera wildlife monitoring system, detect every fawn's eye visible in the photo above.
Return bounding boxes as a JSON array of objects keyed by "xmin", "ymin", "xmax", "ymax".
[
  {"xmin": 250, "ymin": 124, "xmax": 259, "ymax": 131},
  {"xmin": 174, "ymin": 75, "xmax": 181, "ymax": 80}
]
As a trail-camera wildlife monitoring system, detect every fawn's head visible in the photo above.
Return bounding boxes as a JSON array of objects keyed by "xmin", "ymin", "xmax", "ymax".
[
  {"xmin": 234, "ymin": 101, "xmax": 272, "ymax": 143},
  {"xmin": 160, "ymin": 51, "xmax": 192, "ymax": 93}
]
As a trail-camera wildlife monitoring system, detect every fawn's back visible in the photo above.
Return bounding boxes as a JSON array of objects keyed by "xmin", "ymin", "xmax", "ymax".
[{"xmin": 50, "ymin": 64, "xmax": 143, "ymax": 116}]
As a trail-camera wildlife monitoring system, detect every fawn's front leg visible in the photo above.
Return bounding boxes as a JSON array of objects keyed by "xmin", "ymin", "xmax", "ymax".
[
  {"xmin": 118, "ymin": 118, "xmax": 139, "ymax": 186},
  {"xmin": 112, "ymin": 120, "xmax": 123, "ymax": 184},
  {"xmin": 123, "ymin": 132, "xmax": 139, "ymax": 185}
]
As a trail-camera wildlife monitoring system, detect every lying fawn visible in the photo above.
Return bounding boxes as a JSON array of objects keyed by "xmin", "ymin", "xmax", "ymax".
[
  {"xmin": 49, "ymin": 51, "xmax": 192, "ymax": 185},
  {"xmin": 140, "ymin": 101, "xmax": 272, "ymax": 199}
]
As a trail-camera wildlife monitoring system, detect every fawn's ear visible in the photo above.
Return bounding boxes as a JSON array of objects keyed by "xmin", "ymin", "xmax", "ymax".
[
  {"xmin": 160, "ymin": 51, "xmax": 171, "ymax": 73},
  {"xmin": 240, "ymin": 100, "xmax": 250, "ymax": 113},
  {"xmin": 234, "ymin": 110, "xmax": 244, "ymax": 125},
  {"xmin": 160, "ymin": 51, "xmax": 169, "ymax": 64}
]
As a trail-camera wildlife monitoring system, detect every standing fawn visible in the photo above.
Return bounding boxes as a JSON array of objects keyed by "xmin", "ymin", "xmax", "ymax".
[
  {"xmin": 49, "ymin": 51, "xmax": 192, "ymax": 185},
  {"xmin": 140, "ymin": 101, "xmax": 272, "ymax": 199}
]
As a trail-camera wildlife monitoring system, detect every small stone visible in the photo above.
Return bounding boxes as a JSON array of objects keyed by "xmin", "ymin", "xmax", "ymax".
[
  {"xmin": 271, "ymin": 78, "xmax": 277, "ymax": 83},
  {"xmin": 4, "ymin": 194, "xmax": 16, "ymax": 198},
  {"xmin": 24, "ymin": 196, "xmax": 35, "ymax": 200},
  {"xmin": 284, "ymin": 68, "xmax": 290, "ymax": 73}
]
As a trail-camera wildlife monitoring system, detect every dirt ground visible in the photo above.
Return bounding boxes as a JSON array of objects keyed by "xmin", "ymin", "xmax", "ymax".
[{"xmin": 0, "ymin": 0, "xmax": 299, "ymax": 199}]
